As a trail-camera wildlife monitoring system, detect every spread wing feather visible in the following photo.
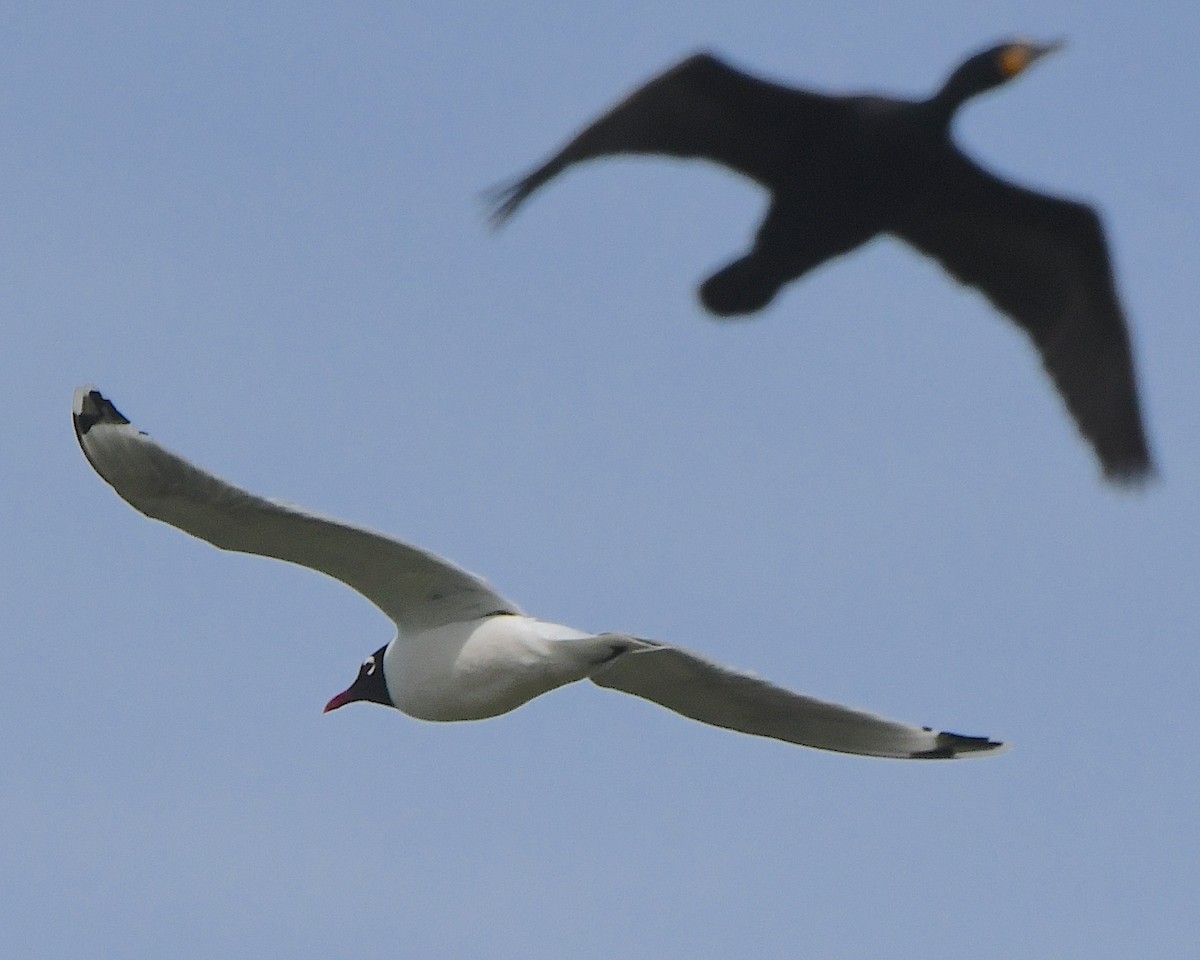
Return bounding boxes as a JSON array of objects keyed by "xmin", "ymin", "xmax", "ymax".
[
  {"xmin": 489, "ymin": 53, "xmax": 847, "ymax": 223},
  {"xmin": 891, "ymin": 153, "xmax": 1153, "ymax": 482}
]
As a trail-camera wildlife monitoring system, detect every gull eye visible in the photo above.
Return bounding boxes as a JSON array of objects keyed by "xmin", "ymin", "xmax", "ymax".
[{"xmin": 363, "ymin": 656, "xmax": 377, "ymax": 676}]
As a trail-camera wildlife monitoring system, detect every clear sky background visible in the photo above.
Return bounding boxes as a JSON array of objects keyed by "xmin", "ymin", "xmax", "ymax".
[{"xmin": 5, "ymin": 2, "xmax": 1198, "ymax": 957}]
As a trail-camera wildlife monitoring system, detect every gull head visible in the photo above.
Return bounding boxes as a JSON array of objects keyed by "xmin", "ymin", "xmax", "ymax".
[{"xmin": 324, "ymin": 644, "xmax": 394, "ymax": 713}]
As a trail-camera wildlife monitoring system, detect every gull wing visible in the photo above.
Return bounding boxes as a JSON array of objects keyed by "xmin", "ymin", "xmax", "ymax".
[
  {"xmin": 73, "ymin": 387, "xmax": 522, "ymax": 634},
  {"xmin": 891, "ymin": 152, "xmax": 1153, "ymax": 484},
  {"xmin": 591, "ymin": 644, "xmax": 1006, "ymax": 759}
]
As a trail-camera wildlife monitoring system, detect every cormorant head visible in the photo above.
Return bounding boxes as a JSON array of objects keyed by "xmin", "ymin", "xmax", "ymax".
[{"xmin": 932, "ymin": 39, "xmax": 1064, "ymax": 116}]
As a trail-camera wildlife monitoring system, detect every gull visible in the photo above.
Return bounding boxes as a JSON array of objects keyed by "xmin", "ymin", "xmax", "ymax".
[{"xmin": 73, "ymin": 386, "xmax": 1007, "ymax": 759}]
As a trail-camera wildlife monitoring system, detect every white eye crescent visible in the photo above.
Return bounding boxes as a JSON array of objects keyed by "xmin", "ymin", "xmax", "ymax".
[{"xmin": 364, "ymin": 656, "xmax": 377, "ymax": 676}]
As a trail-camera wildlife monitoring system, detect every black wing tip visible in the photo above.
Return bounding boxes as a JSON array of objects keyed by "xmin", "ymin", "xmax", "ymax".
[
  {"xmin": 72, "ymin": 385, "xmax": 129, "ymax": 438},
  {"xmin": 1102, "ymin": 454, "xmax": 1157, "ymax": 490},
  {"xmin": 482, "ymin": 175, "xmax": 533, "ymax": 229},
  {"xmin": 910, "ymin": 731, "xmax": 1009, "ymax": 760}
]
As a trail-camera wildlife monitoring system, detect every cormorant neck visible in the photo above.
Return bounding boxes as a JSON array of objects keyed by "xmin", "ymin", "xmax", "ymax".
[{"xmin": 925, "ymin": 71, "xmax": 986, "ymax": 127}]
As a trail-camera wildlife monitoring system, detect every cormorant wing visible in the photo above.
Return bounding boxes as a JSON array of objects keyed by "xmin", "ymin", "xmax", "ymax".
[
  {"xmin": 489, "ymin": 53, "xmax": 847, "ymax": 222},
  {"xmin": 890, "ymin": 153, "xmax": 1153, "ymax": 483},
  {"xmin": 592, "ymin": 643, "xmax": 1007, "ymax": 759},
  {"xmin": 73, "ymin": 387, "xmax": 522, "ymax": 634}
]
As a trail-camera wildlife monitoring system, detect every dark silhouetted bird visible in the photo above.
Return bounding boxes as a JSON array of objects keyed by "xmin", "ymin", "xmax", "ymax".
[{"xmin": 490, "ymin": 40, "xmax": 1154, "ymax": 484}]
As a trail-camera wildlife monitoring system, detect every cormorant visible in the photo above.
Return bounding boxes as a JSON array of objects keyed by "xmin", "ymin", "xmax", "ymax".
[{"xmin": 490, "ymin": 40, "xmax": 1153, "ymax": 484}]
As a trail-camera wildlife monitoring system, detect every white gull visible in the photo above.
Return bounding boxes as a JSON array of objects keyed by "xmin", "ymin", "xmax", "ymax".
[{"xmin": 73, "ymin": 386, "xmax": 1007, "ymax": 760}]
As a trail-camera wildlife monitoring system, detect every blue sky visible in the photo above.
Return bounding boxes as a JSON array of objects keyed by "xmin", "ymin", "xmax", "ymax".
[{"xmin": 5, "ymin": 1, "xmax": 1198, "ymax": 957}]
